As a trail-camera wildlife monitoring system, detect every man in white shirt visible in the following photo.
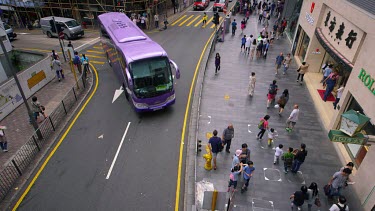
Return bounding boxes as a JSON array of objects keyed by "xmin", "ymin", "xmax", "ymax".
[
  {"xmin": 329, "ymin": 196, "xmax": 349, "ymax": 211},
  {"xmin": 333, "ymin": 86, "xmax": 344, "ymax": 110},
  {"xmin": 286, "ymin": 104, "xmax": 299, "ymax": 132},
  {"xmin": 154, "ymin": 14, "xmax": 159, "ymax": 28}
]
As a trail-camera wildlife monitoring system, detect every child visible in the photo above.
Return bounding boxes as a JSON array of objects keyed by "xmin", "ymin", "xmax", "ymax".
[
  {"xmin": 282, "ymin": 147, "xmax": 294, "ymax": 173},
  {"xmin": 241, "ymin": 161, "xmax": 255, "ymax": 193},
  {"xmin": 267, "ymin": 128, "xmax": 278, "ymax": 146},
  {"xmin": 274, "ymin": 144, "xmax": 283, "ymax": 164},
  {"xmin": 228, "ymin": 162, "xmax": 243, "ymax": 192}
]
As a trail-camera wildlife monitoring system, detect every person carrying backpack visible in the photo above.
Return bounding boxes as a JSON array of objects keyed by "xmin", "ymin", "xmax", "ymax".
[
  {"xmin": 256, "ymin": 115, "xmax": 270, "ymax": 140},
  {"xmin": 290, "ymin": 185, "xmax": 308, "ymax": 210},
  {"xmin": 329, "ymin": 196, "xmax": 349, "ymax": 211},
  {"xmin": 267, "ymin": 80, "xmax": 278, "ymax": 108},
  {"xmin": 73, "ymin": 51, "xmax": 82, "ymax": 74}
]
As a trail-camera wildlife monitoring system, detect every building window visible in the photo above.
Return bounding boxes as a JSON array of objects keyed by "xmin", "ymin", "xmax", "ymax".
[
  {"xmin": 292, "ymin": 26, "xmax": 302, "ymax": 56},
  {"xmin": 298, "ymin": 31, "xmax": 310, "ymax": 61}
]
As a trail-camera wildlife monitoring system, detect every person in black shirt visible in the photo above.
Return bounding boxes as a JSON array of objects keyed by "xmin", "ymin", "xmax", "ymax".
[
  {"xmin": 291, "ymin": 143, "xmax": 307, "ymax": 174},
  {"xmin": 290, "ymin": 185, "xmax": 308, "ymax": 210},
  {"xmin": 208, "ymin": 130, "xmax": 223, "ymax": 170}
]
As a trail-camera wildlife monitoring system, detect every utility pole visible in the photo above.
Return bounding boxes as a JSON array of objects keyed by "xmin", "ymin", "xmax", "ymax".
[
  {"xmin": 52, "ymin": 17, "xmax": 67, "ymax": 62},
  {"xmin": 0, "ymin": 37, "xmax": 43, "ymax": 139}
]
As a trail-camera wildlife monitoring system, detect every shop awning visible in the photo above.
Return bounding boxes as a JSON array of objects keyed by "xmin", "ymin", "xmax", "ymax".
[{"xmin": 315, "ymin": 27, "xmax": 354, "ymax": 72}]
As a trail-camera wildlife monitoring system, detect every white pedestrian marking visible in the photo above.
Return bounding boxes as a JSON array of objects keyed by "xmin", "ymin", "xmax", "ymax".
[
  {"xmin": 248, "ymin": 124, "xmax": 252, "ymax": 133},
  {"xmin": 207, "ymin": 116, "xmax": 211, "ymax": 124},
  {"xmin": 263, "ymin": 168, "xmax": 282, "ymax": 182},
  {"xmin": 106, "ymin": 122, "xmax": 131, "ymax": 179},
  {"xmin": 206, "ymin": 5, "xmax": 214, "ymax": 12},
  {"xmin": 75, "ymin": 37, "xmax": 100, "ymax": 51},
  {"xmin": 112, "ymin": 86, "xmax": 124, "ymax": 103},
  {"xmin": 18, "ymin": 33, "xmax": 30, "ymax": 35},
  {"xmin": 98, "ymin": 134, "xmax": 104, "ymax": 139}
]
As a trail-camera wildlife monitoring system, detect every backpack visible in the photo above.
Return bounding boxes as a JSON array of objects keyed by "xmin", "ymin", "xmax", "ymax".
[
  {"xmin": 73, "ymin": 55, "xmax": 81, "ymax": 65},
  {"xmin": 336, "ymin": 203, "xmax": 347, "ymax": 211},
  {"xmin": 217, "ymin": 140, "xmax": 224, "ymax": 152},
  {"xmin": 258, "ymin": 119, "xmax": 265, "ymax": 129},
  {"xmin": 269, "ymin": 84, "xmax": 277, "ymax": 95}
]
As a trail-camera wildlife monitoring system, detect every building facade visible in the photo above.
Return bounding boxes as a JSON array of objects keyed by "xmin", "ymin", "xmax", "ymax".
[
  {"xmin": 0, "ymin": 0, "xmax": 177, "ymax": 28},
  {"xmin": 292, "ymin": 0, "xmax": 375, "ymax": 210}
]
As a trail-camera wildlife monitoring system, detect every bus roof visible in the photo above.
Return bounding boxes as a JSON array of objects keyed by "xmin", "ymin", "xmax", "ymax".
[{"xmin": 98, "ymin": 12, "xmax": 167, "ymax": 63}]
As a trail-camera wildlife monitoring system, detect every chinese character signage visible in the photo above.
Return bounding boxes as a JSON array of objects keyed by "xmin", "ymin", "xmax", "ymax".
[{"xmin": 320, "ymin": 8, "xmax": 364, "ymax": 63}]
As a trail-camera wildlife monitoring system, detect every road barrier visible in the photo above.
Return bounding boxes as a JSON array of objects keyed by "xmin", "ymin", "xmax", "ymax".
[{"xmin": 0, "ymin": 74, "xmax": 90, "ymax": 202}]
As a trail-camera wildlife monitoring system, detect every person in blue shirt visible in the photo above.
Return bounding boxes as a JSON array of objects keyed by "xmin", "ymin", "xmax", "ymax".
[
  {"xmin": 81, "ymin": 54, "xmax": 90, "ymax": 77},
  {"xmin": 232, "ymin": 19, "xmax": 237, "ymax": 35},
  {"xmin": 241, "ymin": 160, "xmax": 255, "ymax": 193},
  {"xmin": 275, "ymin": 52, "xmax": 284, "ymax": 75},
  {"xmin": 241, "ymin": 35, "xmax": 247, "ymax": 52},
  {"xmin": 322, "ymin": 64, "xmax": 333, "ymax": 87}
]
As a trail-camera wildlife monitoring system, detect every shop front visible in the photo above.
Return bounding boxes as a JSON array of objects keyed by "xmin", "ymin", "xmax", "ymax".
[{"xmin": 293, "ymin": 1, "xmax": 375, "ymax": 209}]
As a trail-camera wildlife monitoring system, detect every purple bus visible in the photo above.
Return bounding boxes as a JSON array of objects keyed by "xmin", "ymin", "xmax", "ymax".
[{"xmin": 98, "ymin": 12, "xmax": 180, "ymax": 112}]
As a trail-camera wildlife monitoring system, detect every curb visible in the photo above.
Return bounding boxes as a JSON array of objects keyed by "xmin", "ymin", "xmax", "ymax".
[{"xmin": 1, "ymin": 67, "xmax": 96, "ymax": 211}]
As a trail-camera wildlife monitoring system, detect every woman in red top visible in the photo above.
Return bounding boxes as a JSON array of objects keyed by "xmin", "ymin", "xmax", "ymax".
[{"xmin": 256, "ymin": 115, "xmax": 270, "ymax": 140}]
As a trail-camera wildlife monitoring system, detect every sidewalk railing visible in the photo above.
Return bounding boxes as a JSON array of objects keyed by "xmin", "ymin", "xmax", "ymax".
[{"xmin": 0, "ymin": 75, "xmax": 89, "ymax": 202}]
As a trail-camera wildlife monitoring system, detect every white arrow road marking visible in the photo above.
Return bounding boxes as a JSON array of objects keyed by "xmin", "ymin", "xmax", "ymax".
[
  {"xmin": 112, "ymin": 86, "xmax": 124, "ymax": 103},
  {"xmin": 208, "ymin": 116, "xmax": 211, "ymax": 124},
  {"xmin": 98, "ymin": 134, "xmax": 103, "ymax": 139},
  {"xmin": 248, "ymin": 124, "xmax": 252, "ymax": 133},
  {"xmin": 106, "ymin": 122, "xmax": 131, "ymax": 179}
]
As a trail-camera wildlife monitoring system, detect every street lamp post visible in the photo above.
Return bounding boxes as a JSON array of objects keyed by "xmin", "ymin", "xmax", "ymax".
[{"xmin": 0, "ymin": 38, "xmax": 43, "ymax": 139}]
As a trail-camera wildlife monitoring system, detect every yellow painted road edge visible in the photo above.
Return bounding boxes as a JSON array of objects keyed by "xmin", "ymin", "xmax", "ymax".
[
  {"xmin": 12, "ymin": 64, "xmax": 99, "ymax": 211},
  {"xmin": 174, "ymin": 28, "xmax": 216, "ymax": 211}
]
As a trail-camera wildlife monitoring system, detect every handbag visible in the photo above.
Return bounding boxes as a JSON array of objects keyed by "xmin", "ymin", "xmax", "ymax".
[
  {"xmin": 314, "ymin": 198, "xmax": 321, "ymax": 207},
  {"xmin": 323, "ymin": 184, "xmax": 331, "ymax": 196}
]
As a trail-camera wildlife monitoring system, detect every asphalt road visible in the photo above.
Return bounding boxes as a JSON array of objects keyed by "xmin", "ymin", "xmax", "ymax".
[{"xmin": 15, "ymin": 9, "xmax": 217, "ymax": 211}]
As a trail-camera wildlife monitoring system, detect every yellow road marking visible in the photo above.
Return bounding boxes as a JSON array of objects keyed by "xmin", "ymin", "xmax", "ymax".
[
  {"xmin": 91, "ymin": 61, "xmax": 105, "ymax": 65},
  {"xmin": 194, "ymin": 18, "xmax": 204, "ymax": 27},
  {"xmin": 86, "ymin": 50, "xmax": 104, "ymax": 54},
  {"xmin": 85, "ymin": 54, "xmax": 106, "ymax": 59},
  {"xmin": 171, "ymin": 15, "xmax": 187, "ymax": 26},
  {"xmin": 93, "ymin": 46, "xmax": 102, "ymax": 49},
  {"xmin": 210, "ymin": 17, "xmax": 223, "ymax": 28},
  {"xmin": 178, "ymin": 15, "xmax": 194, "ymax": 26},
  {"xmin": 19, "ymin": 48, "xmax": 53, "ymax": 53},
  {"xmin": 187, "ymin": 15, "xmax": 201, "ymax": 26},
  {"xmin": 12, "ymin": 64, "xmax": 99, "ymax": 211},
  {"xmin": 174, "ymin": 17, "xmax": 217, "ymax": 211}
]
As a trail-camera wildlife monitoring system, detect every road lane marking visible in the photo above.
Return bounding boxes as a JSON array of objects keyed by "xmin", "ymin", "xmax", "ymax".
[
  {"xmin": 206, "ymin": 5, "xmax": 214, "ymax": 12},
  {"xmin": 75, "ymin": 37, "xmax": 100, "ymax": 51},
  {"xmin": 178, "ymin": 15, "xmax": 194, "ymax": 26},
  {"xmin": 186, "ymin": 15, "xmax": 201, "ymax": 26},
  {"xmin": 86, "ymin": 50, "xmax": 105, "ymax": 54},
  {"xmin": 194, "ymin": 18, "xmax": 204, "ymax": 27},
  {"xmin": 91, "ymin": 61, "xmax": 105, "ymax": 65},
  {"xmin": 171, "ymin": 15, "xmax": 187, "ymax": 26},
  {"xmin": 106, "ymin": 122, "xmax": 131, "ymax": 179},
  {"xmin": 174, "ymin": 17, "xmax": 217, "ymax": 211},
  {"xmin": 93, "ymin": 46, "xmax": 102, "ymax": 49},
  {"xmin": 84, "ymin": 54, "xmax": 106, "ymax": 59},
  {"xmin": 12, "ymin": 63, "xmax": 100, "ymax": 211}
]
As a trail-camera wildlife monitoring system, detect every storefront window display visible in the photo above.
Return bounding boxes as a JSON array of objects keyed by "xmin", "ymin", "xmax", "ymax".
[
  {"xmin": 284, "ymin": 0, "xmax": 303, "ymax": 39},
  {"xmin": 343, "ymin": 96, "xmax": 375, "ymax": 166},
  {"xmin": 298, "ymin": 31, "xmax": 310, "ymax": 61}
]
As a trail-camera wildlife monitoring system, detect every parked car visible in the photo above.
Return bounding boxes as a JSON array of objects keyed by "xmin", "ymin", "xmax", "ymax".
[
  {"xmin": 193, "ymin": 0, "xmax": 209, "ymax": 10},
  {"xmin": 40, "ymin": 16, "xmax": 84, "ymax": 40},
  {"xmin": 213, "ymin": 0, "xmax": 227, "ymax": 12},
  {"xmin": 4, "ymin": 23, "xmax": 17, "ymax": 41}
]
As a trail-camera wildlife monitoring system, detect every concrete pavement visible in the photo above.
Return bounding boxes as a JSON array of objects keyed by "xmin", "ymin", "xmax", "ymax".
[
  {"xmin": 0, "ymin": 62, "xmax": 79, "ymax": 171},
  {"xmin": 190, "ymin": 12, "xmax": 364, "ymax": 210}
]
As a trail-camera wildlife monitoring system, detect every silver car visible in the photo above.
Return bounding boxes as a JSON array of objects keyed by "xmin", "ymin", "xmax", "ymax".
[{"xmin": 40, "ymin": 16, "xmax": 84, "ymax": 40}]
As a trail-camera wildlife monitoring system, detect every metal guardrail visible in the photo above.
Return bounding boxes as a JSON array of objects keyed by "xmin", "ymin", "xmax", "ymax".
[{"xmin": 0, "ymin": 75, "xmax": 89, "ymax": 201}]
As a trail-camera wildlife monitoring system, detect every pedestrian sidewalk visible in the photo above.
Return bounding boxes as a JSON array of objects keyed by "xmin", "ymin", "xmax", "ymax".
[
  {"xmin": 194, "ymin": 13, "xmax": 363, "ymax": 210},
  {"xmin": 0, "ymin": 62, "xmax": 79, "ymax": 170}
]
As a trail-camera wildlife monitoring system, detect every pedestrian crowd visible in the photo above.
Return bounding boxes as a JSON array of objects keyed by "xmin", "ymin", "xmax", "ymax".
[{"xmin": 206, "ymin": 0, "xmax": 353, "ymax": 209}]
